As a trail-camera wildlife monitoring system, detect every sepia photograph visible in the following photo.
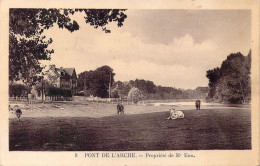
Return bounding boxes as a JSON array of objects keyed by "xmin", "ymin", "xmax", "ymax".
[
  {"xmin": 8, "ymin": 8, "xmax": 252, "ymax": 151},
  {"xmin": 1, "ymin": 0, "xmax": 259, "ymax": 166}
]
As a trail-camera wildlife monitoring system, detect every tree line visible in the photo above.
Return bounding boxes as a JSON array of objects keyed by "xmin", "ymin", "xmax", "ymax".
[
  {"xmin": 111, "ymin": 79, "xmax": 209, "ymax": 100},
  {"xmin": 78, "ymin": 50, "xmax": 252, "ymax": 104},
  {"xmin": 77, "ymin": 68, "xmax": 209, "ymax": 100}
]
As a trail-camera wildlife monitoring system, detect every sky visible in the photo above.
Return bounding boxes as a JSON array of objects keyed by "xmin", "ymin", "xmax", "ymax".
[{"xmin": 41, "ymin": 10, "xmax": 251, "ymax": 89}]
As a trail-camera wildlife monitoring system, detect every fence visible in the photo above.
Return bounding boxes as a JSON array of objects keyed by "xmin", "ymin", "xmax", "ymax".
[
  {"xmin": 9, "ymin": 96, "xmax": 145, "ymax": 105},
  {"xmin": 9, "ymin": 96, "xmax": 28, "ymax": 101},
  {"xmin": 9, "ymin": 96, "xmax": 72, "ymax": 102},
  {"xmin": 75, "ymin": 96, "xmax": 145, "ymax": 105},
  {"xmin": 85, "ymin": 97, "xmax": 126, "ymax": 103},
  {"xmin": 44, "ymin": 96, "xmax": 73, "ymax": 101}
]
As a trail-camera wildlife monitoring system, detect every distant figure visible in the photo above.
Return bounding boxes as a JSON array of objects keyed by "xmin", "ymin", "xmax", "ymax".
[
  {"xmin": 15, "ymin": 108, "xmax": 22, "ymax": 121},
  {"xmin": 166, "ymin": 108, "xmax": 184, "ymax": 120},
  {"xmin": 195, "ymin": 100, "xmax": 201, "ymax": 110},
  {"xmin": 117, "ymin": 103, "xmax": 124, "ymax": 115},
  {"xmin": 9, "ymin": 105, "xmax": 22, "ymax": 121},
  {"xmin": 9, "ymin": 105, "xmax": 13, "ymax": 111},
  {"xmin": 28, "ymin": 94, "xmax": 33, "ymax": 104}
]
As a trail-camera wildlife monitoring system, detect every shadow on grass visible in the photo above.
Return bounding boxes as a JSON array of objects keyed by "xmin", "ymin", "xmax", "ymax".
[{"xmin": 9, "ymin": 108, "xmax": 251, "ymax": 151}]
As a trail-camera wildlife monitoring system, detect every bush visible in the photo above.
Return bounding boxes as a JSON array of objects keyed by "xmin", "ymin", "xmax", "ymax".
[
  {"xmin": 9, "ymin": 84, "xmax": 28, "ymax": 97},
  {"xmin": 127, "ymin": 87, "xmax": 143, "ymax": 103},
  {"xmin": 46, "ymin": 87, "xmax": 72, "ymax": 97}
]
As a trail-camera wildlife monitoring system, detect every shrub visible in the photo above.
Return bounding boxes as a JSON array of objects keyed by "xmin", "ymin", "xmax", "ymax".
[
  {"xmin": 9, "ymin": 84, "xmax": 28, "ymax": 97},
  {"xmin": 127, "ymin": 87, "xmax": 143, "ymax": 103},
  {"xmin": 46, "ymin": 87, "xmax": 72, "ymax": 97}
]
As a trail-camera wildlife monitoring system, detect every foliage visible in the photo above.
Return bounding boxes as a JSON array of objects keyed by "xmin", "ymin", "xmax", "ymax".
[
  {"xmin": 78, "ymin": 69, "xmax": 209, "ymax": 100},
  {"xmin": 111, "ymin": 90, "xmax": 120, "ymax": 98},
  {"xmin": 206, "ymin": 51, "xmax": 251, "ymax": 103},
  {"xmin": 46, "ymin": 87, "xmax": 72, "ymax": 97},
  {"xmin": 127, "ymin": 87, "xmax": 143, "ymax": 103},
  {"xmin": 9, "ymin": 9, "xmax": 127, "ymax": 84},
  {"xmin": 111, "ymin": 81, "xmax": 131, "ymax": 98},
  {"xmin": 111, "ymin": 79, "xmax": 208, "ymax": 100},
  {"xmin": 9, "ymin": 84, "xmax": 28, "ymax": 97},
  {"xmin": 34, "ymin": 80, "xmax": 72, "ymax": 97},
  {"xmin": 35, "ymin": 79, "xmax": 53, "ymax": 93},
  {"xmin": 9, "ymin": 33, "xmax": 53, "ymax": 84},
  {"xmin": 77, "ymin": 65, "xmax": 115, "ymax": 98}
]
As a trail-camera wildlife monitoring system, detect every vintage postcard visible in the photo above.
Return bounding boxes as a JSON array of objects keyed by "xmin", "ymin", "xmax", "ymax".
[{"xmin": 0, "ymin": 0, "xmax": 259, "ymax": 165}]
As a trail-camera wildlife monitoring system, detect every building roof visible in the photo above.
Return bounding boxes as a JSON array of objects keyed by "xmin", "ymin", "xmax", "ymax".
[
  {"xmin": 63, "ymin": 68, "xmax": 75, "ymax": 77},
  {"xmin": 45, "ymin": 65, "xmax": 76, "ymax": 78}
]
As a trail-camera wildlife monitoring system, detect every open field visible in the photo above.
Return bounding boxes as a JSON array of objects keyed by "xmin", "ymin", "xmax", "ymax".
[
  {"xmin": 8, "ymin": 100, "xmax": 249, "ymax": 118},
  {"xmin": 9, "ymin": 101, "xmax": 251, "ymax": 151}
]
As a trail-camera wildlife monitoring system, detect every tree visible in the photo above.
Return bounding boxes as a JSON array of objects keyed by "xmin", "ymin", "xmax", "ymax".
[
  {"xmin": 206, "ymin": 67, "xmax": 222, "ymax": 98},
  {"xmin": 146, "ymin": 80, "xmax": 156, "ymax": 94},
  {"xmin": 112, "ymin": 81, "xmax": 131, "ymax": 98},
  {"xmin": 130, "ymin": 79, "xmax": 157, "ymax": 95},
  {"xmin": 9, "ymin": 83, "xmax": 28, "ymax": 97},
  {"xmin": 77, "ymin": 65, "xmax": 115, "ymax": 98},
  {"xmin": 206, "ymin": 51, "xmax": 251, "ymax": 103},
  {"xmin": 9, "ymin": 9, "xmax": 127, "ymax": 84},
  {"xmin": 127, "ymin": 87, "xmax": 143, "ymax": 103}
]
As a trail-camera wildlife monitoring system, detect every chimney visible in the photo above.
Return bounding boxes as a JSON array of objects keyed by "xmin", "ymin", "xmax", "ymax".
[
  {"xmin": 60, "ymin": 67, "xmax": 64, "ymax": 75},
  {"xmin": 49, "ymin": 64, "xmax": 55, "ymax": 71}
]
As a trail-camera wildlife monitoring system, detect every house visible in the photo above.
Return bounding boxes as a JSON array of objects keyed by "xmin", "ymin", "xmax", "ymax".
[{"xmin": 44, "ymin": 65, "xmax": 77, "ymax": 95}]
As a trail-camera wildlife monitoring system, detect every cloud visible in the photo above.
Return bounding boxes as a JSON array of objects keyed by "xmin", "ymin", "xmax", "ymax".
[
  {"xmin": 73, "ymin": 31, "xmax": 222, "ymax": 70},
  {"xmin": 107, "ymin": 59, "xmax": 208, "ymax": 89},
  {"xmin": 41, "ymin": 23, "xmax": 239, "ymax": 89}
]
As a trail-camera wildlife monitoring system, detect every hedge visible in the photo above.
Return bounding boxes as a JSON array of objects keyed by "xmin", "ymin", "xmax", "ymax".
[
  {"xmin": 9, "ymin": 84, "xmax": 28, "ymax": 97},
  {"xmin": 46, "ymin": 87, "xmax": 72, "ymax": 97}
]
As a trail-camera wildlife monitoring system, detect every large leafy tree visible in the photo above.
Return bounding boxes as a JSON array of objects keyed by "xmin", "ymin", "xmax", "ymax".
[
  {"xmin": 9, "ymin": 9, "xmax": 127, "ymax": 85},
  {"xmin": 206, "ymin": 67, "xmax": 222, "ymax": 98},
  {"xmin": 112, "ymin": 81, "xmax": 132, "ymax": 98},
  {"xmin": 129, "ymin": 79, "xmax": 156, "ymax": 94},
  {"xmin": 77, "ymin": 65, "xmax": 115, "ymax": 98},
  {"xmin": 206, "ymin": 51, "xmax": 251, "ymax": 103}
]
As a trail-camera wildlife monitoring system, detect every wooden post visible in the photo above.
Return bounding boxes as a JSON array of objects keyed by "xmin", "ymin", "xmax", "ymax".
[
  {"xmin": 41, "ymin": 77, "xmax": 44, "ymax": 103},
  {"xmin": 109, "ymin": 73, "xmax": 111, "ymax": 99},
  {"xmin": 84, "ymin": 79, "xmax": 86, "ymax": 101}
]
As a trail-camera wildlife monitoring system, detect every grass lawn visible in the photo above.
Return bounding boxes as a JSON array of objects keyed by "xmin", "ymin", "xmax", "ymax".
[{"xmin": 9, "ymin": 107, "xmax": 251, "ymax": 151}]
